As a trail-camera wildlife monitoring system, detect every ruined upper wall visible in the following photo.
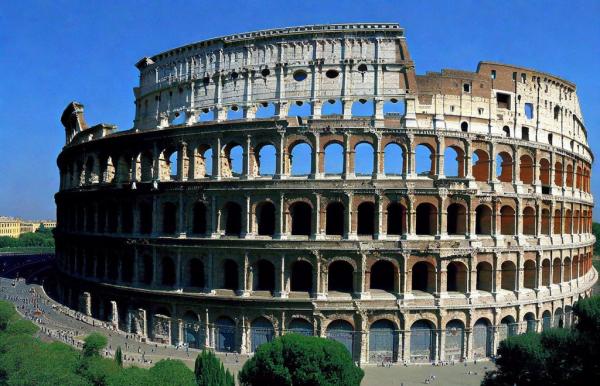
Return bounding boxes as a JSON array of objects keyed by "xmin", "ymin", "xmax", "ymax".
[{"xmin": 133, "ymin": 23, "xmax": 416, "ymax": 130}]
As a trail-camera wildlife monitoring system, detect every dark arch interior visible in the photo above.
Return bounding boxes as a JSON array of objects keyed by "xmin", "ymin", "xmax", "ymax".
[
  {"xmin": 223, "ymin": 259, "xmax": 238, "ymax": 290},
  {"xmin": 290, "ymin": 260, "xmax": 313, "ymax": 292},
  {"xmin": 447, "ymin": 204, "xmax": 466, "ymax": 235},
  {"xmin": 291, "ymin": 202, "xmax": 311, "ymax": 236},
  {"xmin": 192, "ymin": 202, "xmax": 207, "ymax": 234},
  {"xmin": 328, "ymin": 261, "xmax": 354, "ymax": 293},
  {"xmin": 139, "ymin": 202, "xmax": 153, "ymax": 234},
  {"xmin": 161, "ymin": 257, "xmax": 176, "ymax": 286},
  {"xmin": 386, "ymin": 202, "xmax": 406, "ymax": 235},
  {"xmin": 142, "ymin": 255, "xmax": 152, "ymax": 284},
  {"xmin": 370, "ymin": 260, "xmax": 395, "ymax": 292},
  {"xmin": 326, "ymin": 202, "xmax": 344, "ymax": 236},
  {"xmin": 357, "ymin": 202, "xmax": 375, "ymax": 236},
  {"xmin": 224, "ymin": 202, "xmax": 242, "ymax": 236},
  {"xmin": 255, "ymin": 260, "xmax": 275, "ymax": 292},
  {"xmin": 416, "ymin": 204, "xmax": 436, "ymax": 235},
  {"xmin": 163, "ymin": 203, "xmax": 177, "ymax": 234},
  {"xmin": 475, "ymin": 205, "xmax": 492, "ymax": 235},
  {"xmin": 257, "ymin": 202, "xmax": 275, "ymax": 236},
  {"xmin": 412, "ymin": 262, "xmax": 434, "ymax": 292},
  {"xmin": 189, "ymin": 258, "xmax": 204, "ymax": 287}
]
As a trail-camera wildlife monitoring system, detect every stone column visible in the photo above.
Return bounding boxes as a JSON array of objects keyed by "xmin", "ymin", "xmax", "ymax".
[
  {"xmin": 178, "ymin": 142, "xmax": 188, "ymax": 181},
  {"xmin": 312, "ymin": 134, "xmax": 321, "ymax": 179},
  {"xmin": 80, "ymin": 292, "xmax": 91, "ymax": 316},
  {"xmin": 212, "ymin": 137, "xmax": 222, "ymax": 179},
  {"xmin": 275, "ymin": 193, "xmax": 285, "ymax": 239},
  {"xmin": 374, "ymin": 193, "xmax": 384, "ymax": 239},
  {"xmin": 275, "ymin": 255, "xmax": 288, "ymax": 298},
  {"xmin": 275, "ymin": 132, "xmax": 286, "ymax": 179},
  {"xmin": 312, "ymin": 193, "xmax": 322, "ymax": 239},
  {"xmin": 345, "ymin": 193, "xmax": 356, "ymax": 239},
  {"xmin": 343, "ymin": 133, "xmax": 354, "ymax": 179},
  {"xmin": 110, "ymin": 300, "xmax": 119, "ymax": 328}
]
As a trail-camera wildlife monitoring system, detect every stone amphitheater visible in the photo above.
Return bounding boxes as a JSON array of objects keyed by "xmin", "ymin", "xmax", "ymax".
[{"xmin": 53, "ymin": 23, "xmax": 596, "ymax": 364}]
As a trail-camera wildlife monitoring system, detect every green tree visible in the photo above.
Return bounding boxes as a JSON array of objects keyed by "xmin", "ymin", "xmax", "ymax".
[
  {"xmin": 0, "ymin": 302, "xmax": 18, "ymax": 330},
  {"xmin": 593, "ymin": 222, "xmax": 600, "ymax": 255},
  {"xmin": 238, "ymin": 334, "xmax": 364, "ymax": 386},
  {"xmin": 194, "ymin": 350, "xmax": 234, "ymax": 386},
  {"xmin": 482, "ymin": 295, "xmax": 600, "ymax": 386},
  {"xmin": 106, "ymin": 366, "xmax": 150, "ymax": 386},
  {"xmin": 115, "ymin": 346, "xmax": 123, "ymax": 367},
  {"xmin": 82, "ymin": 332, "xmax": 108, "ymax": 358},
  {"xmin": 147, "ymin": 359, "xmax": 196, "ymax": 386}
]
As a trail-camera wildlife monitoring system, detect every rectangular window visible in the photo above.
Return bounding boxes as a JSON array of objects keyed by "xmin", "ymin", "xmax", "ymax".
[
  {"xmin": 522, "ymin": 127, "xmax": 529, "ymax": 141},
  {"xmin": 497, "ymin": 93, "xmax": 511, "ymax": 109},
  {"xmin": 524, "ymin": 103, "xmax": 534, "ymax": 119},
  {"xmin": 491, "ymin": 70, "xmax": 496, "ymax": 79}
]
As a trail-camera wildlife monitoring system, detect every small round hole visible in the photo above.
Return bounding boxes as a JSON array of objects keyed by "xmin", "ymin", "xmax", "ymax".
[
  {"xmin": 358, "ymin": 64, "xmax": 368, "ymax": 72},
  {"xmin": 390, "ymin": 98, "xmax": 398, "ymax": 103},
  {"xmin": 325, "ymin": 69, "xmax": 339, "ymax": 79},
  {"xmin": 202, "ymin": 108, "xmax": 209, "ymax": 113},
  {"xmin": 261, "ymin": 102, "xmax": 269, "ymax": 107},
  {"xmin": 293, "ymin": 70, "xmax": 307, "ymax": 81},
  {"xmin": 231, "ymin": 105, "xmax": 239, "ymax": 111},
  {"xmin": 295, "ymin": 101, "xmax": 304, "ymax": 106},
  {"xmin": 261, "ymin": 68, "xmax": 270, "ymax": 77},
  {"xmin": 328, "ymin": 99, "xmax": 336, "ymax": 104},
  {"xmin": 359, "ymin": 99, "xmax": 367, "ymax": 104}
]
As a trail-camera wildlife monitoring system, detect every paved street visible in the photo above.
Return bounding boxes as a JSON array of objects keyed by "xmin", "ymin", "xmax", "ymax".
[{"xmin": 0, "ymin": 276, "xmax": 490, "ymax": 385}]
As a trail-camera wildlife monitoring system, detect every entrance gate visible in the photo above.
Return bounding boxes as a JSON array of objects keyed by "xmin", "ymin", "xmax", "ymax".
[
  {"xmin": 326, "ymin": 320, "xmax": 355, "ymax": 357},
  {"xmin": 250, "ymin": 318, "xmax": 274, "ymax": 352},
  {"xmin": 472, "ymin": 319, "xmax": 492, "ymax": 359},
  {"xmin": 369, "ymin": 320, "xmax": 398, "ymax": 363},
  {"xmin": 445, "ymin": 320, "xmax": 464, "ymax": 361},
  {"xmin": 410, "ymin": 320, "xmax": 436, "ymax": 363},
  {"xmin": 215, "ymin": 317, "xmax": 236, "ymax": 352}
]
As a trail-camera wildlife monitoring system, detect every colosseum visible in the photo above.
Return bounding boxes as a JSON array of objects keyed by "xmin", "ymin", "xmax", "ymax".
[{"xmin": 53, "ymin": 23, "xmax": 596, "ymax": 364}]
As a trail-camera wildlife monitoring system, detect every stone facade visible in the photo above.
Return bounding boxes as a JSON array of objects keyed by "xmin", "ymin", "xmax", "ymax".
[{"xmin": 54, "ymin": 23, "xmax": 596, "ymax": 364}]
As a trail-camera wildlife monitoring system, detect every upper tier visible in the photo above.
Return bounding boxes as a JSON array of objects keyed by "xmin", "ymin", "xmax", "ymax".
[{"xmin": 61, "ymin": 23, "xmax": 591, "ymax": 161}]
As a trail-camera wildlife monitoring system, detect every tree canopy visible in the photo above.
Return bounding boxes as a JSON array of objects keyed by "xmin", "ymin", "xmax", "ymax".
[{"xmin": 238, "ymin": 333, "xmax": 364, "ymax": 386}]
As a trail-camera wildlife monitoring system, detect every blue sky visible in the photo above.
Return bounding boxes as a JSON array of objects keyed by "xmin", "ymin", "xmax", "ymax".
[{"xmin": 0, "ymin": 0, "xmax": 598, "ymax": 220}]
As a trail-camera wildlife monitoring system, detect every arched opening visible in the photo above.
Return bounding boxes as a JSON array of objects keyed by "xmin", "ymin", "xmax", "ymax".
[
  {"xmin": 223, "ymin": 259, "xmax": 238, "ymax": 290},
  {"xmin": 164, "ymin": 149, "xmax": 179, "ymax": 181},
  {"xmin": 290, "ymin": 260, "xmax": 312, "ymax": 292},
  {"xmin": 553, "ymin": 308, "xmax": 564, "ymax": 328},
  {"xmin": 553, "ymin": 209, "xmax": 562, "ymax": 234},
  {"xmin": 354, "ymin": 142, "xmax": 374, "ymax": 176},
  {"xmin": 519, "ymin": 154, "xmax": 534, "ymax": 185},
  {"xmin": 357, "ymin": 202, "xmax": 375, "ymax": 236},
  {"xmin": 162, "ymin": 202, "xmax": 177, "ymax": 234},
  {"xmin": 288, "ymin": 318, "xmax": 313, "ymax": 336},
  {"xmin": 142, "ymin": 255, "xmax": 152, "ymax": 285},
  {"xmin": 254, "ymin": 259, "xmax": 275, "ymax": 293},
  {"xmin": 288, "ymin": 100, "xmax": 311, "ymax": 117},
  {"xmin": 523, "ymin": 260, "xmax": 536, "ymax": 289},
  {"xmin": 501, "ymin": 261, "xmax": 516, "ymax": 291},
  {"xmin": 188, "ymin": 258, "xmax": 204, "ymax": 288},
  {"xmin": 257, "ymin": 144, "xmax": 276, "ymax": 176},
  {"xmin": 447, "ymin": 203, "xmax": 466, "ymax": 235},
  {"xmin": 499, "ymin": 316, "xmax": 518, "ymax": 340},
  {"xmin": 85, "ymin": 156, "xmax": 96, "ymax": 184},
  {"xmin": 502, "ymin": 126, "xmax": 511, "ymax": 137},
  {"xmin": 324, "ymin": 143, "xmax": 344, "ymax": 175},
  {"xmin": 410, "ymin": 320, "xmax": 436, "ymax": 363},
  {"xmin": 476, "ymin": 262, "xmax": 493, "ymax": 292},
  {"xmin": 554, "ymin": 161, "xmax": 563, "ymax": 187},
  {"xmin": 192, "ymin": 202, "xmax": 207, "ymax": 235},
  {"xmin": 322, "ymin": 98, "xmax": 342, "ymax": 115},
  {"xmin": 563, "ymin": 258, "xmax": 572, "ymax": 282},
  {"xmin": 182, "ymin": 312, "xmax": 201, "ymax": 349},
  {"xmin": 563, "ymin": 209, "xmax": 572, "ymax": 234},
  {"xmin": 161, "ymin": 257, "xmax": 176, "ymax": 287},
  {"xmin": 446, "ymin": 261, "xmax": 467, "ymax": 293},
  {"xmin": 328, "ymin": 260, "xmax": 354, "ymax": 293},
  {"xmin": 140, "ymin": 151, "xmax": 153, "ymax": 181},
  {"xmin": 256, "ymin": 201, "xmax": 275, "ymax": 236},
  {"xmin": 500, "ymin": 206, "xmax": 515, "ymax": 235},
  {"xmin": 444, "ymin": 146, "xmax": 465, "ymax": 178},
  {"xmin": 475, "ymin": 205, "xmax": 492, "ymax": 235},
  {"xmin": 227, "ymin": 105, "xmax": 243, "ymax": 120},
  {"xmin": 351, "ymin": 98, "xmax": 374, "ymax": 117},
  {"xmin": 222, "ymin": 143, "xmax": 243, "ymax": 177},
  {"xmin": 541, "ymin": 259, "xmax": 551, "ymax": 286},
  {"xmin": 256, "ymin": 102, "xmax": 275, "ymax": 118},
  {"xmin": 325, "ymin": 202, "xmax": 344, "ymax": 236},
  {"xmin": 523, "ymin": 207, "xmax": 536, "ymax": 235},
  {"xmin": 472, "ymin": 150, "xmax": 490, "ymax": 182},
  {"xmin": 473, "ymin": 318, "xmax": 492, "ymax": 358},
  {"xmin": 415, "ymin": 144, "xmax": 434, "ymax": 177},
  {"xmin": 384, "ymin": 143, "xmax": 404, "ymax": 176},
  {"xmin": 497, "ymin": 152, "xmax": 513, "ymax": 182},
  {"xmin": 223, "ymin": 202, "xmax": 242, "ymax": 236},
  {"xmin": 369, "ymin": 319, "xmax": 398, "ymax": 362},
  {"xmin": 461, "ymin": 121, "xmax": 469, "ymax": 132},
  {"xmin": 541, "ymin": 208, "xmax": 551, "ymax": 235},
  {"xmin": 445, "ymin": 320, "xmax": 465, "ymax": 361},
  {"xmin": 383, "ymin": 98, "xmax": 405, "ymax": 115},
  {"xmin": 290, "ymin": 202, "xmax": 312, "ymax": 236},
  {"xmin": 552, "ymin": 258, "xmax": 561, "ymax": 284},
  {"xmin": 121, "ymin": 202, "xmax": 134, "ymax": 233},
  {"xmin": 326, "ymin": 320, "xmax": 355, "ymax": 355},
  {"xmin": 416, "ymin": 203, "xmax": 437, "ymax": 235},
  {"xmin": 411, "ymin": 261, "xmax": 435, "ymax": 293},
  {"xmin": 540, "ymin": 159, "xmax": 551, "ymax": 190},
  {"xmin": 289, "ymin": 142, "xmax": 312, "ymax": 176},
  {"xmin": 121, "ymin": 256, "xmax": 133, "ymax": 283},
  {"xmin": 386, "ymin": 202, "xmax": 407, "ymax": 235},
  {"xmin": 215, "ymin": 317, "xmax": 236, "ymax": 352},
  {"xmin": 566, "ymin": 164, "xmax": 574, "ymax": 187},
  {"xmin": 524, "ymin": 312, "xmax": 537, "ymax": 333},
  {"xmin": 574, "ymin": 210, "xmax": 580, "ymax": 234},
  {"xmin": 139, "ymin": 202, "xmax": 153, "ymax": 235},
  {"xmin": 194, "ymin": 146, "xmax": 212, "ymax": 178},
  {"xmin": 370, "ymin": 260, "xmax": 395, "ymax": 292}
]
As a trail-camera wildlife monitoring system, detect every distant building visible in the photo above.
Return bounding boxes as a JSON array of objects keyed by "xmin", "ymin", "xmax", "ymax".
[
  {"xmin": 0, "ymin": 217, "xmax": 22, "ymax": 238},
  {"xmin": 0, "ymin": 217, "xmax": 56, "ymax": 238}
]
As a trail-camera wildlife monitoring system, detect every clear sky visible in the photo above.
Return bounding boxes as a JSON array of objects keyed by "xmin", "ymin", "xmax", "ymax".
[{"xmin": 0, "ymin": 0, "xmax": 598, "ymax": 220}]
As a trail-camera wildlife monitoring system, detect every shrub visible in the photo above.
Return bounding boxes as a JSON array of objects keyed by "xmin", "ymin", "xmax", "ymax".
[
  {"xmin": 238, "ymin": 334, "xmax": 364, "ymax": 386},
  {"xmin": 148, "ymin": 359, "xmax": 196, "ymax": 386},
  {"xmin": 82, "ymin": 332, "xmax": 108, "ymax": 357}
]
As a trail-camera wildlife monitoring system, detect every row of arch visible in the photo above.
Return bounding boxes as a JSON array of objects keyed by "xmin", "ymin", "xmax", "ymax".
[
  {"xmin": 61, "ymin": 135, "xmax": 592, "ymax": 194},
  {"xmin": 59, "ymin": 197, "xmax": 594, "ymax": 238},
  {"xmin": 61, "ymin": 247, "xmax": 594, "ymax": 296}
]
